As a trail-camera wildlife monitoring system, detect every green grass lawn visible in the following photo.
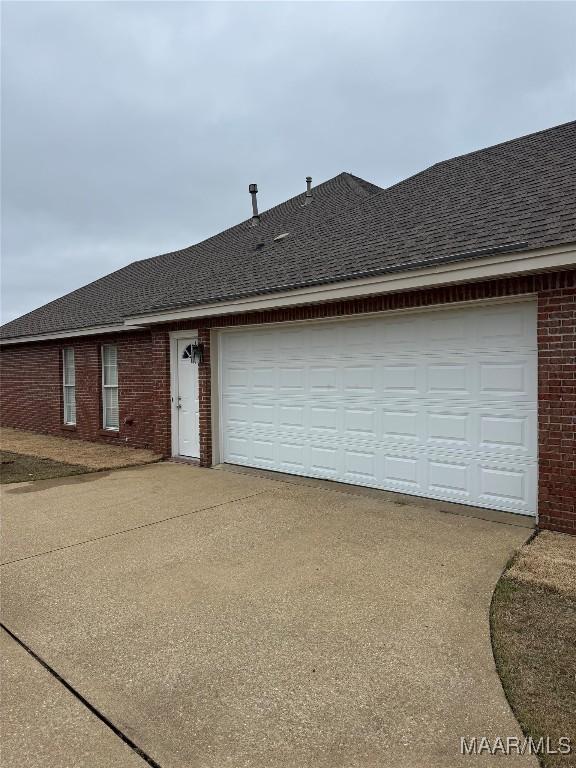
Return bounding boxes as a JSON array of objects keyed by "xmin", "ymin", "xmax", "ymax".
[{"xmin": 0, "ymin": 450, "xmax": 92, "ymax": 483}]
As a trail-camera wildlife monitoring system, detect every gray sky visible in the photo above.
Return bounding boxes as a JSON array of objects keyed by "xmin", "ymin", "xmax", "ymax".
[{"xmin": 2, "ymin": 1, "xmax": 575, "ymax": 324}]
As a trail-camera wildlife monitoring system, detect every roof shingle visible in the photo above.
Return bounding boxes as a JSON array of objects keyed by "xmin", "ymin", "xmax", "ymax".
[{"xmin": 2, "ymin": 121, "xmax": 575, "ymax": 340}]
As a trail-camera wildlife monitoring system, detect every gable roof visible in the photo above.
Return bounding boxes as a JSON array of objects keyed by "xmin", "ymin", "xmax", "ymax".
[
  {"xmin": 0, "ymin": 173, "xmax": 382, "ymax": 340},
  {"xmin": 2, "ymin": 121, "xmax": 575, "ymax": 341}
]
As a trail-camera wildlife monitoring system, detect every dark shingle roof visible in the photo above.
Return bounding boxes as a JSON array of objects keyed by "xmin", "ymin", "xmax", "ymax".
[{"xmin": 2, "ymin": 121, "xmax": 575, "ymax": 340}]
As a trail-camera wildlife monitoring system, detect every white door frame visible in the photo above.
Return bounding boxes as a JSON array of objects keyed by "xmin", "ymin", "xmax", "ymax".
[{"xmin": 170, "ymin": 330, "xmax": 199, "ymax": 458}]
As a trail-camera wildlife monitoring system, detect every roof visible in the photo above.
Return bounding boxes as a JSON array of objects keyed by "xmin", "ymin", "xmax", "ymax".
[{"xmin": 2, "ymin": 121, "xmax": 576, "ymax": 341}]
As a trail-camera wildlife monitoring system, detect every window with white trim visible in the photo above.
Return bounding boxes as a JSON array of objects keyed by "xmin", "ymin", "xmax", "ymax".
[
  {"xmin": 101, "ymin": 344, "xmax": 119, "ymax": 430},
  {"xmin": 62, "ymin": 347, "xmax": 76, "ymax": 425}
]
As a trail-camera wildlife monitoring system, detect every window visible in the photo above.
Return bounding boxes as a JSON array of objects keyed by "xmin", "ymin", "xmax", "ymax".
[
  {"xmin": 101, "ymin": 344, "xmax": 119, "ymax": 430},
  {"xmin": 62, "ymin": 348, "xmax": 76, "ymax": 425}
]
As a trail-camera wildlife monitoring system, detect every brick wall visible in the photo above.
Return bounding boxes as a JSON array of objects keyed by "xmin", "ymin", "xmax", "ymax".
[
  {"xmin": 1, "ymin": 269, "xmax": 575, "ymax": 533},
  {"xmin": 0, "ymin": 331, "xmax": 157, "ymax": 451},
  {"xmin": 197, "ymin": 328, "xmax": 213, "ymax": 467},
  {"xmin": 537, "ymin": 285, "xmax": 576, "ymax": 534},
  {"xmin": 150, "ymin": 330, "xmax": 171, "ymax": 456}
]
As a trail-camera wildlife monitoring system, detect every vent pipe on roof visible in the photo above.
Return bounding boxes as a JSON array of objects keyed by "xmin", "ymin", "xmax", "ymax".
[
  {"xmin": 249, "ymin": 183, "xmax": 260, "ymax": 225},
  {"xmin": 302, "ymin": 176, "xmax": 313, "ymax": 206}
]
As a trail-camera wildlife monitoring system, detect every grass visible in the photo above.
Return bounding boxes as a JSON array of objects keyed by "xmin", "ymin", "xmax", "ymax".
[
  {"xmin": 491, "ymin": 532, "xmax": 576, "ymax": 767},
  {"xmin": 0, "ymin": 450, "xmax": 92, "ymax": 484}
]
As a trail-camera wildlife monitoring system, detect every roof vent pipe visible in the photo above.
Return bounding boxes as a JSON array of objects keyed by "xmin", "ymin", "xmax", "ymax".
[
  {"xmin": 249, "ymin": 183, "xmax": 260, "ymax": 225},
  {"xmin": 305, "ymin": 176, "xmax": 312, "ymax": 203}
]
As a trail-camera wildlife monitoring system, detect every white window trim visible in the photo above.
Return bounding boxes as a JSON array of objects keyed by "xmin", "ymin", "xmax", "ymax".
[
  {"xmin": 62, "ymin": 347, "xmax": 76, "ymax": 425},
  {"xmin": 101, "ymin": 344, "xmax": 119, "ymax": 431}
]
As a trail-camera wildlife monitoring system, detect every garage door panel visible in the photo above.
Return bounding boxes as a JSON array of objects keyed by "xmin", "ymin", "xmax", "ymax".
[
  {"xmin": 479, "ymin": 361, "xmax": 532, "ymax": 397},
  {"xmin": 279, "ymin": 367, "xmax": 305, "ymax": 391},
  {"xmin": 220, "ymin": 332, "xmax": 252, "ymax": 362},
  {"xmin": 343, "ymin": 365, "xmax": 376, "ymax": 393},
  {"xmin": 344, "ymin": 450, "xmax": 377, "ymax": 483},
  {"xmin": 427, "ymin": 364, "xmax": 470, "ymax": 394},
  {"xmin": 383, "ymin": 455, "xmax": 420, "ymax": 488},
  {"xmin": 309, "ymin": 405, "xmax": 339, "ymax": 434},
  {"xmin": 477, "ymin": 460, "xmax": 536, "ymax": 513},
  {"xmin": 345, "ymin": 407, "xmax": 377, "ymax": 436},
  {"xmin": 277, "ymin": 330, "xmax": 307, "ymax": 356},
  {"xmin": 479, "ymin": 412, "xmax": 535, "ymax": 454},
  {"xmin": 476, "ymin": 305, "xmax": 534, "ymax": 346},
  {"xmin": 427, "ymin": 412, "xmax": 470, "ymax": 446},
  {"xmin": 252, "ymin": 367, "xmax": 276, "ymax": 390},
  {"xmin": 223, "ymin": 366, "xmax": 250, "ymax": 390},
  {"xmin": 278, "ymin": 442, "xmax": 306, "ymax": 472},
  {"xmin": 252, "ymin": 403, "xmax": 275, "ymax": 428},
  {"xmin": 428, "ymin": 460, "xmax": 471, "ymax": 498},
  {"xmin": 220, "ymin": 302, "xmax": 537, "ymax": 516},
  {"xmin": 310, "ymin": 445, "xmax": 340, "ymax": 477},
  {"xmin": 225, "ymin": 436, "xmax": 251, "ymax": 464},
  {"xmin": 251, "ymin": 332, "xmax": 276, "ymax": 359},
  {"xmin": 382, "ymin": 365, "xmax": 419, "ymax": 392},
  {"xmin": 382, "ymin": 409, "xmax": 419, "ymax": 441},
  {"xmin": 278, "ymin": 404, "xmax": 304, "ymax": 429},
  {"xmin": 310, "ymin": 367, "xmax": 339, "ymax": 391}
]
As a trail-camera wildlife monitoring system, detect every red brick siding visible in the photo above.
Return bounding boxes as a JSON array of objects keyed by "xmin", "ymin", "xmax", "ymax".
[
  {"xmin": 0, "ymin": 340, "xmax": 62, "ymax": 433},
  {"xmin": 150, "ymin": 330, "xmax": 171, "ymax": 456},
  {"xmin": 1, "ymin": 269, "xmax": 575, "ymax": 533},
  {"xmin": 197, "ymin": 329, "xmax": 213, "ymax": 467},
  {"xmin": 0, "ymin": 331, "xmax": 156, "ymax": 450},
  {"xmin": 537, "ymin": 285, "xmax": 576, "ymax": 534}
]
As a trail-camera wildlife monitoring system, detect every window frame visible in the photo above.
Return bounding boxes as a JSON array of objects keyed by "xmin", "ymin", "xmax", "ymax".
[
  {"xmin": 62, "ymin": 347, "xmax": 76, "ymax": 425},
  {"xmin": 101, "ymin": 344, "xmax": 119, "ymax": 431}
]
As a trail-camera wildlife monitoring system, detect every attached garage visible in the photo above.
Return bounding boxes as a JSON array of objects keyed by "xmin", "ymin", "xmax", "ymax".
[{"xmin": 218, "ymin": 300, "xmax": 537, "ymax": 516}]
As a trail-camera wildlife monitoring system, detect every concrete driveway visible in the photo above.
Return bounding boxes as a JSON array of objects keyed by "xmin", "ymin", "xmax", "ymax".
[{"xmin": 1, "ymin": 463, "xmax": 536, "ymax": 768}]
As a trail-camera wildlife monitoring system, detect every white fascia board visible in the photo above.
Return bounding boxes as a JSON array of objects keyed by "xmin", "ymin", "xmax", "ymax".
[
  {"xmin": 0, "ymin": 323, "xmax": 147, "ymax": 347},
  {"xmin": 3, "ymin": 243, "xmax": 574, "ymax": 345},
  {"xmin": 123, "ymin": 243, "xmax": 576, "ymax": 327}
]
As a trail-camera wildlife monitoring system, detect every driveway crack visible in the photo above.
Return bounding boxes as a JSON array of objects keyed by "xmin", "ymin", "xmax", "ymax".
[
  {"xmin": 1, "ymin": 490, "xmax": 268, "ymax": 566},
  {"xmin": 0, "ymin": 623, "xmax": 162, "ymax": 768}
]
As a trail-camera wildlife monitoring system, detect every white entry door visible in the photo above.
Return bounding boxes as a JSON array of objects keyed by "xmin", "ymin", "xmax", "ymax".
[
  {"xmin": 219, "ymin": 301, "xmax": 538, "ymax": 516},
  {"xmin": 175, "ymin": 338, "xmax": 200, "ymax": 458}
]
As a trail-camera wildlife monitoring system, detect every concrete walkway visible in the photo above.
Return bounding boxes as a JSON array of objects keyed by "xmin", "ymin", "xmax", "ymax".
[{"xmin": 1, "ymin": 463, "xmax": 536, "ymax": 767}]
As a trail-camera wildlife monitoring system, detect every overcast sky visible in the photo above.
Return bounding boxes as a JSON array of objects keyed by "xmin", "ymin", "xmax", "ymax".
[{"xmin": 1, "ymin": 1, "xmax": 575, "ymax": 324}]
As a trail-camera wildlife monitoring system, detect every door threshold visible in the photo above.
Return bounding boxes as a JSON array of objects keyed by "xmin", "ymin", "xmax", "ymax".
[{"xmin": 171, "ymin": 455, "xmax": 200, "ymax": 466}]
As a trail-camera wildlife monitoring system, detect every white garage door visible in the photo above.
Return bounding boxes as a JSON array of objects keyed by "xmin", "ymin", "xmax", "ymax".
[{"xmin": 219, "ymin": 301, "xmax": 537, "ymax": 516}]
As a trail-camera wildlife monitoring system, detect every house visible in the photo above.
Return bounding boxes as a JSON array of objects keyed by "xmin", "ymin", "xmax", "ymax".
[{"xmin": 1, "ymin": 121, "xmax": 575, "ymax": 534}]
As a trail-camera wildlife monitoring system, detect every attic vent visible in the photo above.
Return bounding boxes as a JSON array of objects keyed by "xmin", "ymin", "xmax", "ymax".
[{"xmin": 273, "ymin": 232, "xmax": 290, "ymax": 242}]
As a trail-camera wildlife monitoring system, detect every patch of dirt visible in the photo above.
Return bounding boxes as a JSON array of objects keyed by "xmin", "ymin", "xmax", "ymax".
[
  {"xmin": 505, "ymin": 531, "xmax": 576, "ymax": 596},
  {"xmin": 491, "ymin": 531, "xmax": 576, "ymax": 767},
  {"xmin": 1, "ymin": 451, "xmax": 92, "ymax": 484},
  {"xmin": 0, "ymin": 427, "xmax": 160, "ymax": 470}
]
